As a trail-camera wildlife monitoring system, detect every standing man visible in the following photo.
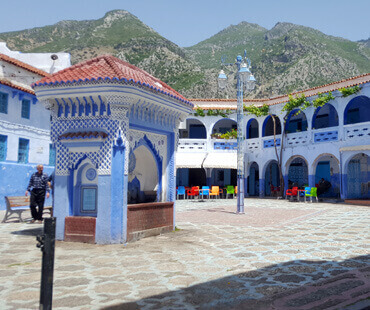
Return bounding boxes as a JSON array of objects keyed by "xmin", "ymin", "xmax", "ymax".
[{"xmin": 25, "ymin": 165, "xmax": 50, "ymax": 223}]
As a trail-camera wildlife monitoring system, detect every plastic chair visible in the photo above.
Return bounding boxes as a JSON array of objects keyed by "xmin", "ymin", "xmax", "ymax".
[
  {"xmin": 177, "ymin": 186, "xmax": 186, "ymax": 200},
  {"xmin": 226, "ymin": 185, "xmax": 235, "ymax": 199},
  {"xmin": 201, "ymin": 186, "xmax": 210, "ymax": 199},
  {"xmin": 186, "ymin": 186, "xmax": 199, "ymax": 199},
  {"xmin": 305, "ymin": 187, "xmax": 318, "ymax": 203},
  {"xmin": 209, "ymin": 186, "xmax": 221, "ymax": 199},
  {"xmin": 235, "ymin": 186, "xmax": 238, "ymax": 194},
  {"xmin": 286, "ymin": 186, "xmax": 298, "ymax": 201}
]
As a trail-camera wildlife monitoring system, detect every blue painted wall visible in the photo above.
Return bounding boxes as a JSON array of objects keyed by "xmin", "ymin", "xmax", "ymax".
[{"xmin": 0, "ymin": 162, "xmax": 53, "ymax": 210}]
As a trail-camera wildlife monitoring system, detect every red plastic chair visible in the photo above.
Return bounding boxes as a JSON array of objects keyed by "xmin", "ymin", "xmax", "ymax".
[
  {"xmin": 286, "ymin": 186, "xmax": 298, "ymax": 201},
  {"xmin": 186, "ymin": 186, "xmax": 199, "ymax": 199}
]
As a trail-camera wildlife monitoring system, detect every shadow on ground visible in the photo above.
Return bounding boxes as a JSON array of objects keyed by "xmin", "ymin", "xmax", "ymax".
[
  {"xmin": 11, "ymin": 227, "xmax": 43, "ymax": 236},
  {"xmin": 103, "ymin": 255, "xmax": 370, "ymax": 310}
]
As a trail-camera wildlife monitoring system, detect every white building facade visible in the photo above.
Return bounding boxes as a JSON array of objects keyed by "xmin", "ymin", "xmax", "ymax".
[
  {"xmin": 0, "ymin": 51, "xmax": 70, "ymax": 210},
  {"xmin": 177, "ymin": 74, "xmax": 370, "ymax": 200}
]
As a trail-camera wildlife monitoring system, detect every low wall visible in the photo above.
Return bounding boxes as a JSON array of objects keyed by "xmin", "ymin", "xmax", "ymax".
[
  {"xmin": 64, "ymin": 216, "xmax": 96, "ymax": 244},
  {"xmin": 127, "ymin": 202, "xmax": 174, "ymax": 242},
  {"xmin": 0, "ymin": 162, "xmax": 54, "ymax": 210}
]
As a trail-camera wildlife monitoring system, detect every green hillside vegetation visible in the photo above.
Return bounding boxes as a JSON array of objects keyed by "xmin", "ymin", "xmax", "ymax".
[{"xmin": 0, "ymin": 11, "xmax": 369, "ymax": 98}]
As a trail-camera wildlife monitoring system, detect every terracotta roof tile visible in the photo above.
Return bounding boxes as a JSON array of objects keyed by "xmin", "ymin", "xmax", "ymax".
[
  {"xmin": 190, "ymin": 73, "xmax": 370, "ymax": 109},
  {"xmin": 0, "ymin": 78, "xmax": 35, "ymax": 95},
  {"xmin": 59, "ymin": 131, "xmax": 108, "ymax": 140},
  {"xmin": 0, "ymin": 53, "xmax": 50, "ymax": 77},
  {"xmin": 33, "ymin": 55, "xmax": 191, "ymax": 105}
]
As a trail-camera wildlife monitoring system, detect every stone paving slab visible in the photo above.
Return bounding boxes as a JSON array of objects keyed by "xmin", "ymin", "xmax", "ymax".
[{"xmin": 0, "ymin": 198, "xmax": 369, "ymax": 309}]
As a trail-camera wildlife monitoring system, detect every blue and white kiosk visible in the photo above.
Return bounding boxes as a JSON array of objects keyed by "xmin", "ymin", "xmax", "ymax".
[{"xmin": 33, "ymin": 55, "xmax": 193, "ymax": 244}]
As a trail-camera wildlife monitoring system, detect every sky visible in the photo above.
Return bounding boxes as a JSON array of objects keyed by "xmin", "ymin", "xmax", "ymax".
[{"xmin": 0, "ymin": 0, "xmax": 369, "ymax": 47}]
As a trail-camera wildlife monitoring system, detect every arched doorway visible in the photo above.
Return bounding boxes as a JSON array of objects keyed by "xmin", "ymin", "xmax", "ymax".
[
  {"xmin": 344, "ymin": 96, "xmax": 370, "ymax": 125},
  {"xmin": 128, "ymin": 145, "xmax": 159, "ymax": 203},
  {"xmin": 312, "ymin": 104, "xmax": 339, "ymax": 129},
  {"xmin": 248, "ymin": 162, "xmax": 259, "ymax": 196},
  {"xmin": 287, "ymin": 157, "xmax": 308, "ymax": 188},
  {"xmin": 262, "ymin": 115, "xmax": 281, "ymax": 137},
  {"xmin": 314, "ymin": 154, "xmax": 340, "ymax": 198},
  {"xmin": 286, "ymin": 109, "xmax": 308, "ymax": 133},
  {"xmin": 265, "ymin": 160, "xmax": 280, "ymax": 196},
  {"xmin": 179, "ymin": 118, "xmax": 207, "ymax": 139},
  {"xmin": 347, "ymin": 153, "xmax": 370, "ymax": 199},
  {"xmin": 246, "ymin": 118, "xmax": 259, "ymax": 139},
  {"xmin": 212, "ymin": 118, "xmax": 237, "ymax": 136}
]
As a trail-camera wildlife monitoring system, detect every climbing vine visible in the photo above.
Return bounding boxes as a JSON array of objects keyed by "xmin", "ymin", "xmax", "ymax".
[
  {"xmin": 282, "ymin": 94, "xmax": 310, "ymax": 114},
  {"xmin": 194, "ymin": 107, "xmax": 231, "ymax": 118},
  {"xmin": 338, "ymin": 85, "xmax": 360, "ymax": 97},
  {"xmin": 243, "ymin": 104, "xmax": 269, "ymax": 116},
  {"xmin": 312, "ymin": 92, "xmax": 335, "ymax": 108}
]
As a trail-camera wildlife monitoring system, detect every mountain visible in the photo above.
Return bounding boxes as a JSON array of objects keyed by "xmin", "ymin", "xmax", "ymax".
[
  {"xmin": 0, "ymin": 10, "xmax": 203, "ymax": 93},
  {"xmin": 1, "ymin": 11, "xmax": 369, "ymax": 99},
  {"xmin": 185, "ymin": 22, "xmax": 370, "ymax": 98}
]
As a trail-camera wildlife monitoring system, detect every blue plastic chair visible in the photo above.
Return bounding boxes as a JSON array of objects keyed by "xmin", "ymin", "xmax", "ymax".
[
  {"xmin": 177, "ymin": 186, "xmax": 186, "ymax": 200},
  {"xmin": 201, "ymin": 186, "xmax": 210, "ymax": 199}
]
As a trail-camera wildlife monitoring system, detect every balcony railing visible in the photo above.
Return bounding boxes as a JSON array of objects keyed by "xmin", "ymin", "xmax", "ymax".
[
  {"xmin": 213, "ymin": 139, "xmax": 237, "ymax": 151},
  {"xmin": 313, "ymin": 127, "xmax": 339, "ymax": 143},
  {"xmin": 246, "ymin": 138, "xmax": 260, "ymax": 151},
  {"xmin": 178, "ymin": 139, "xmax": 207, "ymax": 151},
  {"xmin": 263, "ymin": 137, "xmax": 281, "ymax": 148},
  {"xmin": 285, "ymin": 131, "xmax": 309, "ymax": 147},
  {"xmin": 345, "ymin": 122, "xmax": 370, "ymax": 141}
]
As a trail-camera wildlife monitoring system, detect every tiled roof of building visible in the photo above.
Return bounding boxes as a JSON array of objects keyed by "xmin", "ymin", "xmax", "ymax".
[
  {"xmin": 0, "ymin": 53, "xmax": 50, "ymax": 77},
  {"xmin": 190, "ymin": 73, "xmax": 370, "ymax": 109},
  {"xmin": 0, "ymin": 78, "xmax": 35, "ymax": 95},
  {"xmin": 59, "ymin": 131, "xmax": 108, "ymax": 140},
  {"xmin": 33, "ymin": 55, "xmax": 192, "ymax": 106}
]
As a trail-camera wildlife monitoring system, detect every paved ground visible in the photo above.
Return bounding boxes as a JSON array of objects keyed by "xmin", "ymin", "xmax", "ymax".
[{"xmin": 0, "ymin": 198, "xmax": 369, "ymax": 310}]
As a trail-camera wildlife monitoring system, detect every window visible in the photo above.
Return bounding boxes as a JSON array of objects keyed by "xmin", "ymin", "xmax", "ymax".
[
  {"xmin": 81, "ymin": 186, "xmax": 97, "ymax": 212},
  {"xmin": 21, "ymin": 99, "xmax": 30, "ymax": 119},
  {"xmin": 49, "ymin": 144, "xmax": 56, "ymax": 166},
  {"xmin": 0, "ymin": 135, "xmax": 7, "ymax": 161},
  {"xmin": 18, "ymin": 138, "xmax": 29, "ymax": 163},
  {"xmin": 0, "ymin": 92, "xmax": 8, "ymax": 114}
]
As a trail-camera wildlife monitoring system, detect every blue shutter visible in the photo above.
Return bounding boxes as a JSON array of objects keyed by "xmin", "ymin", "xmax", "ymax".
[
  {"xmin": 0, "ymin": 92, "xmax": 8, "ymax": 114},
  {"xmin": 0, "ymin": 135, "xmax": 7, "ymax": 161},
  {"xmin": 18, "ymin": 138, "xmax": 29, "ymax": 163},
  {"xmin": 21, "ymin": 99, "xmax": 30, "ymax": 119}
]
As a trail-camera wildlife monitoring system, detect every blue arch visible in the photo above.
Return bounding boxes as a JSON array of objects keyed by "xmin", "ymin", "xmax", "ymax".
[
  {"xmin": 344, "ymin": 95, "xmax": 370, "ymax": 125},
  {"xmin": 246, "ymin": 118, "xmax": 259, "ymax": 139},
  {"xmin": 132, "ymin": 135, "xmax": 163, "ymax": 202},
  {"xmin": 262, "ymin": 115, "xmax": 281, "ymax": 137},
  {"xmin": 285, "ymin": 109, "xmax": 308, "ymax": 133},
  {"xmin": 312, "ymin": 103, "xmax": 338, "ymax": 129}
]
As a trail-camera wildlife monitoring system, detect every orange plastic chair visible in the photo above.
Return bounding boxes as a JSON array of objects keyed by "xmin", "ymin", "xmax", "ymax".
[
  {"xmin": 235, "ymin": 186, "xmax": 238, "ymax": 194},
  {"xmin": 209, "ymin": 186, "xmax": 221, "ymax": 199},
  {"xmin": 286, "ymin": 186, "xmax": 298, "ymax": 201}
]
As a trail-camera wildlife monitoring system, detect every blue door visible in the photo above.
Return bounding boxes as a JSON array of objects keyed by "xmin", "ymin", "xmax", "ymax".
[{"xmin": 347, "ymin": 159, "xmax": 361, "ymax": 198}]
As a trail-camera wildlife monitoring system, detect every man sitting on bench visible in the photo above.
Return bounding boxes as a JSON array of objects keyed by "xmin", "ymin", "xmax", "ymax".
[{"xmin": 25, "ymin": 164, "xmax": 50, "ymax": 224}]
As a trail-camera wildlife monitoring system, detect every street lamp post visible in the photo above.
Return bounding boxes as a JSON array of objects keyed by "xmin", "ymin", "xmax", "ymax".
[{"xmin": 218, "ymin": 52, "xmax": 256, "ymax": 214}]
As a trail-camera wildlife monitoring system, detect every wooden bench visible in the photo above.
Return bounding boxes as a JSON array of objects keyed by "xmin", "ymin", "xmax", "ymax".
[{"xmin": 2, "ymin": 196, "xmax": 52, "ymax": 223}]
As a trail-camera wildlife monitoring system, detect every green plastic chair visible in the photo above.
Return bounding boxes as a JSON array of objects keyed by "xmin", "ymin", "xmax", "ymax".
[
  {"xmin": 305, "ymin": 187, "xmax": 318, "ymax": 203},
  {"xmin": 226, "ymin": 185, "xmax": 235, "ymax": 199}
]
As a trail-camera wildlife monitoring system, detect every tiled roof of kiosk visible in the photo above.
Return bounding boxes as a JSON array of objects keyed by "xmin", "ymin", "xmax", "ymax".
[
  {"xmin": 33, "ymin": 55, "xmax": 192, "ymax": 106},
  {"xmin": 190, "ymin": 73, "xmax": 370, "ymax": 110},
  {"xmin": 0, "ymin": 53, "xmax": 50, "ymax": 77}
]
